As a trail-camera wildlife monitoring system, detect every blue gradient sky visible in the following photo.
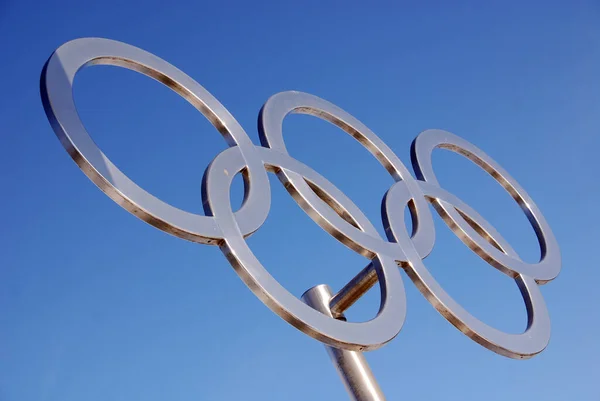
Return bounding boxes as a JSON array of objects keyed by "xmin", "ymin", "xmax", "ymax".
[{"xmin": 1, "ymin": 1, "xmax": 599, "ymax": 400}]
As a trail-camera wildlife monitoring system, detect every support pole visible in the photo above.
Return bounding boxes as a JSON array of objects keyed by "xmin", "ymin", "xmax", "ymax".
[{"xmin": 302, "ymin": 284, "xmax": 387, "ymax": 401}]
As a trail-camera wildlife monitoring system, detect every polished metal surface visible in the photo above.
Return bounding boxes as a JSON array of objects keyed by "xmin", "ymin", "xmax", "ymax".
[
  {"xmin": 303, "ymin": 285, "xmax": 386, "ymax": 401},
  {"xmin": 41, "ymin": 37, "xmax": 562, "ymax": 399}
]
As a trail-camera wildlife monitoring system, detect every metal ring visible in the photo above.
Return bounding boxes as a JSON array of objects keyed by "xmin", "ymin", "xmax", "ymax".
[
  {"xmin": 202, "ymin": 146, "xmax": 406, "ymax": 351},
  {"xmin": 411, "ymin": 129, "xmax": 561, "ymax": 283},
  {"xmin": 258, "ymin": 91, "xmax": 435, "ymax": 260},
  {"xmin": 384, "ymin": 180, "xmax": 550, "ymax": 358},
  {"xmin": 40, "ymin": 37, "xmax": 271, "ymax": 244}
]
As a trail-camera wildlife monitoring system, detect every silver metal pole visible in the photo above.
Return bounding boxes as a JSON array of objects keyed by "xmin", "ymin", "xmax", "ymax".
[
  {"xmin": 302, "ymin": 284, "xmax": 387, "ymax": 401},
  {"xmin": 329, "ymin": 263, "xmax": 378, "ymax": 318}
]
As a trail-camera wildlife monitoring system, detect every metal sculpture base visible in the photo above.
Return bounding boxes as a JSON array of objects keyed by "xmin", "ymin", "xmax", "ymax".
[{"xmin": 303, "ymin": 285, "xmax": 386, "ymax": 401}]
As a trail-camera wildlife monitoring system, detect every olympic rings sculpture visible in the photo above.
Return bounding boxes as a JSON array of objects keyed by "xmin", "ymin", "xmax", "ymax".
[{"xmin": 40, "ymin": 38, "xmax": 561, "ymax": 359}]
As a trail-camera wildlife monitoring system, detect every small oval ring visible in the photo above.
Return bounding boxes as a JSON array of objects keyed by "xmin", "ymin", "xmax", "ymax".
[
  {"xmin": 411, "ymin": 129, "xmax": 561, "ymax": 283},
  {"xmin": 259, "ymin": 91, "xmax": 435, "ymax": 261},
  {"xmin": 384, "ymin": 180, "xmax": 550, "ymax": 358},
  {"xmin": 40, "ymin": 37, "xmax": 271, "ymax": 244},
  {"xmin": 203, "ymin": 146, "xmax": 407, "ymax": 351}
]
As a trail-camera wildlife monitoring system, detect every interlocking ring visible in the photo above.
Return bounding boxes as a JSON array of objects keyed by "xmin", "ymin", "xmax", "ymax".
[{"xmin": 41, "ymin": 38, "xmax": 561, "ymax": 358}]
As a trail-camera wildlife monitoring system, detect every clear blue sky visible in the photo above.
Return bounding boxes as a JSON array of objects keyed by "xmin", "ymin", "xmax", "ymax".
[{"xmin": 1, "ymin": 1, "xmax": 598, "ymax": 400}]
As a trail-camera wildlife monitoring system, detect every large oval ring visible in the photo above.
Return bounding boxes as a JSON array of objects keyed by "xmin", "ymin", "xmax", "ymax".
[
  {"xmin": 203, "ymin": 145, "xmax": 407, "ymax": 351},
  {"xmin": 40, "ymin": 37, "xmax": 270, "ymax": 244},
  {"xmin": 258, "ymin": 91, "xmax": 435, "ymax": 261},
  {"xmin": 411, "ymin": 129, "xmax": 561, "ymax": 283},
  {"xmin": 384, "ymin": 180, "xmax": 551, "ymax": 358}
]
